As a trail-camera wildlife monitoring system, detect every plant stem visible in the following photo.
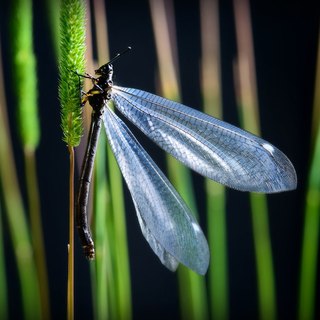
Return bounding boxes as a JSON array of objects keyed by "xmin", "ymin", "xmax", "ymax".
[
  {"xmin": 24, "ymin": 148, "xmax": 50, "ymax": 319},
  {"xmin": 233, "ymin": 1, "xmax": 276, "ymax": 319},
  {"xmin": 93, "ymin": 134, "xmax": 110, "ymax": 320},
  {"xmin": 200, "ymin": 0, "xmax": 228, "ymax": 318},
  {"xmin": 67, "ymin": 146, "xmax": 75, "ymax": 320}
]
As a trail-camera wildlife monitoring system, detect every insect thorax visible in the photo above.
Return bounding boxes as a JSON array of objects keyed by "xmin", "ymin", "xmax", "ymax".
[{"xmin": 87, "ymin": 71, "xmax": 113, "ymax": 113}]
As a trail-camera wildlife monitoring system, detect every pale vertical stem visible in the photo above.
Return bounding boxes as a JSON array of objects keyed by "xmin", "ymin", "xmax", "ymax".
[
  {"xmin": 233, "ymin": 1, "xmax": 276, "ymax": 320},
  {"xmin": 233, "ymin": 1, "xmax": 260, "ymax": 134},
  {"xmin": 67, "ymin": 146, "xmax": 75, "ymax": 320},
  {"xmin": 200, "ymin": 0, "xmax": 228, "ymax": 319},
  {"xmin": 149, "ymin": 0, "xmax": 208, "ymax": 319},
  {"xmin": 149, "ymin": 0, "xmax": 180, "ymax": 98},
  {"xmin": 93, "ymin": 0, "xmax": 110, "ymax": 62},
  {"xmin": 298, "ymin": 29, "xmax": 320, "ymax": 320}
]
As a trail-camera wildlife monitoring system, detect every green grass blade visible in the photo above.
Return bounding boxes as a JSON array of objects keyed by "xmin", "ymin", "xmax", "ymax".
[
  {"xmin": 298, "ymin": 31, "xmax": 320, "ymax": 320},
  {"xmin": 149, "ymin": 1, "xmax": 208, "ymax": 319},
  {"xmin": 200, "ymin": 0, "xmax": 229, "ymax": 318},
  {"xmin": 93, "ymin": 133, "xmax": 111, "ymax": 320},
  {"xmin": 89, "ymin": 1, "xmax": 132, "ymax": 317},
  {"xmin": 250, "ymin": 193, "xmax": 276, "ymax": 320},
  {"xmin": 107, "ymin": 139, "xmax": 132, "ymax": 320},
  {"xmin": 207, "ymin": 182, "xmax": 228, "ymax": 319},
  {"xmin": 10, "ymin": 0, "xmax": 51, "ymax": 318},
  {"xmin": 0, "ymin": 45, "xmax": 41, "ymax": 319},
  {"xmin": 233, "ymin": 2, "xmax": 276, "ymax": 319}
]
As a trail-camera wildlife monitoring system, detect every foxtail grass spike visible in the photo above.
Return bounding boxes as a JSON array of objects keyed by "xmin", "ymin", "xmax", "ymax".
[{"xmin": 59, "ymin": 0, "xmax": 86, "ymax": 147}]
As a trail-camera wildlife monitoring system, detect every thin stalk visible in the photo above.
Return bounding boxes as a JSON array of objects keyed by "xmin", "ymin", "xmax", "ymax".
[
  {"xmin": 67, "ymin": 146, "xmax": 75, "ymax": 320},
  {"xmin": 0, "ymin": 204, "xmax": 8, "ymax": 320},
  {"xmin": 233, "ymin": 1, "xmax": 276, "ymax": 320},
  {"xmin": 92, "ymin": 133, "xmax": 110, "ymax": 320},
  {"xmin": 298, "ymin": 30, "xmax": 320, "ymax": 320},
  {"xmin": 149, "ymin": 0, "xmax": 208, "ymax": 319},
  {"xmin": 200, "ymin": 1, "xmax": 228, "ymax": 319},
  {"xmin": 24, "ymin": 148, "xmax": 50, "ymax": 319},
  {"xmin": 107, "ymin": 145, "xmax": 132, "ymax": 319}
]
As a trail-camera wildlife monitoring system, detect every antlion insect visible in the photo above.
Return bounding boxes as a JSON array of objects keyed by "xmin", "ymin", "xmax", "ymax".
[{"xmin": 76, "ymin": 47, "xmax": 296, "ymax": 275}]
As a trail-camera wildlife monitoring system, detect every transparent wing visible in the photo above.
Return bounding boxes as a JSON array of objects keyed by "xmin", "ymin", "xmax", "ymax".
[
  {"xmin": 111, "ymin": 86, "xmax": 297, "ymax": 193},
  {"xmin": 103, "ymin": 106, "xmax": 209, "ymax": 275}
]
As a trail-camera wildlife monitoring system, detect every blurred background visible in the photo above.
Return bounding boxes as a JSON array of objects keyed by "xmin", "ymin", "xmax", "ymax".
[{"xmin": 0, "ymin": 0, "xmax": 319, "ymax": 319}]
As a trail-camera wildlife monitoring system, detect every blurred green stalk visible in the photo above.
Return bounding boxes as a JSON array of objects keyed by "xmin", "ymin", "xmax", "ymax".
[
  {"xmin": 107, "ymin": 140, "xmax": 132, "ymax": 319},
  {"xmin": 10, "ymin": 2, "xmax": 50, "ymax": 315},
  {"xmin": 298, "ymin": 31, "xmax": 320, "ymax": 320},
  {"xmin": 93, "ymin": 134, "xmax": 111, "ymax": 320},
  {"xmin": 45, "ymin": 0, "xmax": 61, "ymax": 59},
  {"xmin": 0, "ymin": 42, "xmax": 41, "ymax": 319},
  {"xmin": 149, "ymin": 1, "xmax": 208, "ymax": 319},
  {"xmin": 10, "ymin": 0, "xmax": 49, "ymax": 316},
  {"xmin": 200, "ymin": 1, "xmax": 229, "ymax": 319},
  {"xmin": 90, "ymin": 1, "xmax": 132, "ymax": 318},
  {"xmin": 0, "ymin": 43, "xmax": 9, "ymax": 320},
  {"xmin": 233, "ymin": 1, "xmax": 276, "ymax": 320}
]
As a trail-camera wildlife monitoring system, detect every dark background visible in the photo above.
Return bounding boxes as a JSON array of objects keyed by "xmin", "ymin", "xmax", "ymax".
[{"xmin": 0, "ymin": 0, "xmax": 319, "ymax": 319}]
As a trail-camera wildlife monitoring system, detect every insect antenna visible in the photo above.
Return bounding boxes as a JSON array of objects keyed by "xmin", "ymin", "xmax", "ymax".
[{"xmin": 108, "ymin": 46, "xmax": 132, "ymax": 65}]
